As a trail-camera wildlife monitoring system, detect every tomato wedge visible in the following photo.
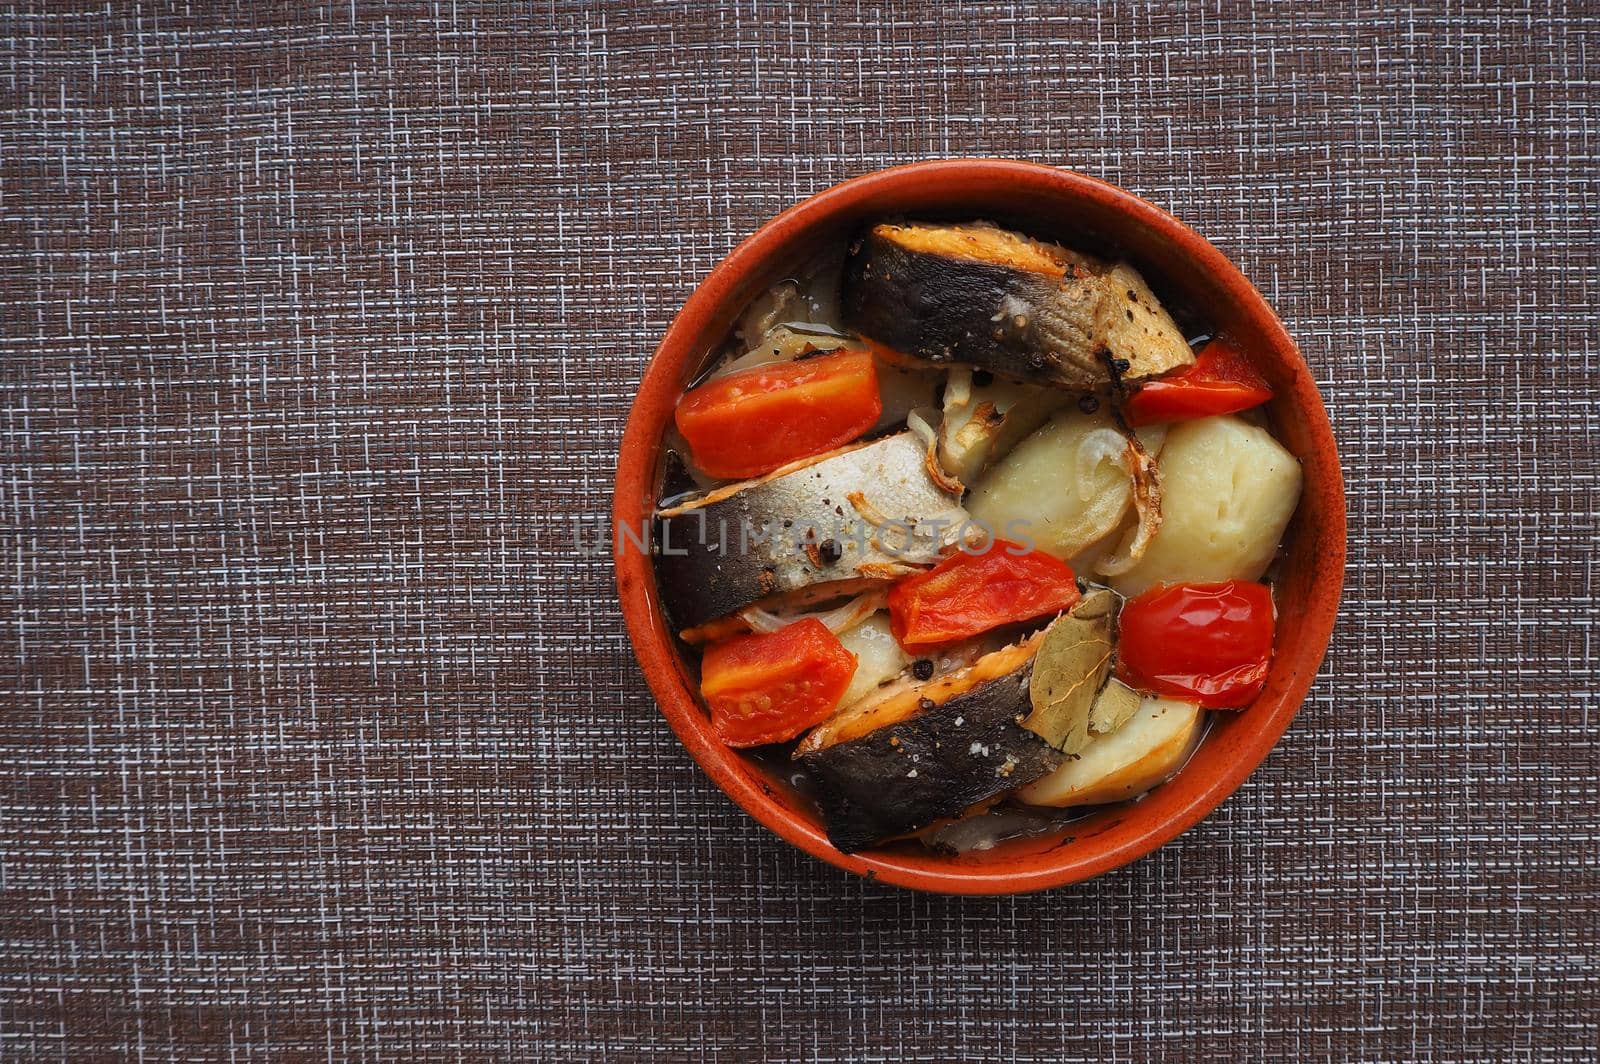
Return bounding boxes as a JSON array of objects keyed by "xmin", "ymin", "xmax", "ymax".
[
  {"xmin": 1124, "ymin": 337, "xmax": 1273, "ymax": 427},
  {"xmin": 675, "ymin": 349, "xmax": 883, "ymax": 480},
  {"xmin": 1116, "ymin": 581, "xmax": 1275, "ymax": 708},
  {"xmin": 700, "ymin": 618, "xmax": 857, "ymax": 747},
  {"xmin": 888, "ymin": 542, "xmax": 1080, "ymax": 653}
]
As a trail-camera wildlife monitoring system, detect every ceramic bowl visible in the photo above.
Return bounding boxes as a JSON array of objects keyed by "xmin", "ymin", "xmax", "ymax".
[{"xmin": 613, "ymin": 160, "xmax": 1345, "ymax": 894}]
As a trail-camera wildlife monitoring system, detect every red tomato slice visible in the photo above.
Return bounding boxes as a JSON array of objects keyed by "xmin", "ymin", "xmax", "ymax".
[
  {"xmin": 1124, "ymin": 337, "xmax": 1273, "ymax": 427},
  {"xmin": 1115, "ymin": 581, "xmax": 1275, "ymax": 708},
  {"xmin": 675, "ymin": 349, "xmax": 883, "ymax": 479},
  {"xmin": 700, "ymin": 618, "xmax": 858, "ymax": 747},
  {"xmin": 888, "ymin": 542, "xmax": 1080, "ymax": 653}
]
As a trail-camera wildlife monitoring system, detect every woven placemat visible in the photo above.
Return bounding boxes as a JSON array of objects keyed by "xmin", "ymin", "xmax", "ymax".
[{"xmin": 3, "ymin": 3, "xmax": 1596, "ymax": 1060}]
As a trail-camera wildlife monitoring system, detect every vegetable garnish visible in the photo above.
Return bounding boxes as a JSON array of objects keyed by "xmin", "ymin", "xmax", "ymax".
[
  {"xmin": 674, "ymin": 348, "xmax": 883, "ymax": 479},
  {"xmin": 1023, "ymin": 588, "xmax": 1117, "ymax": 754},
  {"xmin": 887, "ymin": 541, "xmax": 1081, "ymax": 653},
  {"xmin": 1123, "ymin": 337, "xmax": 1272, "ymax": 427},
  {"xmin": 700, "ymin": 618, "xmax": 858, "ymax": 747},
  {"xmin": 1115, "ymin": 581, "xmax": 1275, "ymax": 708}
]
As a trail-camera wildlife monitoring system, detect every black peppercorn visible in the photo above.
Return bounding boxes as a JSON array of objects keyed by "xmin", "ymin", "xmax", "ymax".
[
  {"xmin": 818, "ymin": 538, "xmax": 842, "ymax": 564},
  {"xmin": 1077, "ymin": 394, "xmax": 1100, "ymax": 414},
  {"xmin": 912, "ymin": 659, "xmax": 934, "ymax": 681}
]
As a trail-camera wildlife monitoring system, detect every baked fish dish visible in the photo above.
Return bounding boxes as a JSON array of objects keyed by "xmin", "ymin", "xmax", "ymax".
[{"xmin": 647, "ymin": 219, "xmax": 1304, "ymax": 855}]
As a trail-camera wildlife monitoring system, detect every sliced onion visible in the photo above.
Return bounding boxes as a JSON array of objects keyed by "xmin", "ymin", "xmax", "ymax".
[
  {"xmin": 1094, "ymin": 436, "xmax": 1163, "ymax": 577},
  {"xmin": 845, "ymin": 490, "xmax": 890, "ymax": 528},
  {"xmin": 1074, "ymin": 427, "xmax": 1130, "ymax": 499},
  {"xmin": 775, "ymin": 321, "xmax": 852, "ymax": 340},
  {"xmin": 887, "ymin": 541, "xmax": 946, "ymax": 566},
  {"xmin": 737, "ymin": 606, "xmax": 790, "ymax": 634},
  {"xmin": 708, "ymin": 323, "xmax": 852, "ymax": 381},
  {"xmin": 906, "ymin": 405, "xmax": 941, "ymax": 448},
  {"xmin": 812, "ymin": 590, "xmax": 887, "ymax": 633},
  {"xmin": 737, "ymin": 589, "xmax": 887, "ymax": 636},
  {"xmin": 906, "ymin": 405, "xmax": 964, "ymax": 495},
  {"xmin": 944, "ymin": 366, "xmax": 973, "ymax": 410}
]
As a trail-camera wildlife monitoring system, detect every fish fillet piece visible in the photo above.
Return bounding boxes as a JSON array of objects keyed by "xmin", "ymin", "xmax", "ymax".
[{"xmin": 843, "ymin": 221, "xmax": 1194, "ymax": 389}]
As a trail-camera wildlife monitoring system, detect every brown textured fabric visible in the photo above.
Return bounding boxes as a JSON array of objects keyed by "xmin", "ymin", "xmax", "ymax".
[{"xmin": 3, "ymin": 2, "xmax": 1597, "ymax": 1060}]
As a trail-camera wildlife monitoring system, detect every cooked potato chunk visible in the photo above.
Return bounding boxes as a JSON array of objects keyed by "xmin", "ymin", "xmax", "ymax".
[
  {"xmin": 966, "ymin": 410, "xmax": 1133, "ymax": 562},
  {"xmin": 1017, "ymin": 695, "xmax": 1203, "ymax": 807},
  {"xmin": 1108, "ymin": 415, "xmax": 1302, "ymax": 596}
]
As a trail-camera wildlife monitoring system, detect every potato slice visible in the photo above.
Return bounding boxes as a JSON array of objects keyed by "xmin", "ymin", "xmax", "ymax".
[
  {"xmin": 1109, "ymin": 414, "xmax": 1302, "ymax": 596},
  {"xmin": 834, "ymin": 613, "xmax": 912, "ymax": 710},
  {"xmin": 1017, "ymin": 695, "xmax": 1203, "ymax": 807},
  {"xmin": 938, "ymin": 371, "xmax": 1071, "ymax": 482},
  {"xmin": 967, "ymin": 410, "xmax": 1133, "ymax": 562}
]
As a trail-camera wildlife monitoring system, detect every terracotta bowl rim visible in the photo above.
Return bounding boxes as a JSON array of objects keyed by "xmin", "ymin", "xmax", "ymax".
[{"xmin": 612, "ymin": 158, "xmax": 1346, "ymax": 895}]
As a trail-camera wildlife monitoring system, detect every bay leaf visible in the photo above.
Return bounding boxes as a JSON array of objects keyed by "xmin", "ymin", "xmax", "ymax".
[
  {"xmin": 1023, "ymin": 588, "xmax": 1117, "ymax": 754},
  {"xmin": 1088, "ymin": 678, "xmax": 1142, "ymax": 736}
]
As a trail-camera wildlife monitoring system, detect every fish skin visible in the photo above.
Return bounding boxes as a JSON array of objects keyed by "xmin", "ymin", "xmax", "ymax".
[
  {"xmin": 843, "ymin": 223, "xmax": 1111, "ymax": 389},
  {"xmin": 653, "ymin": 432, "xmax": 968, "ymax": 632},
  {"xmin": 800, "ymin": 659, "xmax": 1063, "ymax": 853}
]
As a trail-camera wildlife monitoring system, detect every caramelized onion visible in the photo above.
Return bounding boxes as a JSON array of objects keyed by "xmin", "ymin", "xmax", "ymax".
[{"xmin": 1094, "ymin": 435, "xmax": 1163, "ymax": 577}]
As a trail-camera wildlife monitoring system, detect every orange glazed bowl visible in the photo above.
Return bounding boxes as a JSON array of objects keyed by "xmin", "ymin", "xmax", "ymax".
[{"xmin": 612, "ymin": 160, "xmax": 1345, "ymax": 894}]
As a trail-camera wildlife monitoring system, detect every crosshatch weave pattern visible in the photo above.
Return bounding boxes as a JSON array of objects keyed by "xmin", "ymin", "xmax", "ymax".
[{"xmin": 2, "ymin": 1, "xmax": 1597, "ymax": 1060}]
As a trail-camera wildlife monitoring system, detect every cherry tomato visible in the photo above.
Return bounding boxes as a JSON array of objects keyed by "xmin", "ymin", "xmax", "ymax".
[
  {"xmin": 888, "ymin": 542, "xmax": 1080, "ymax": 653},
  {"xmin": 700, "ymin": 618, "xmax": 857, "ymax": 747},
  {"xmin": 675, "ymin": 349, "xmax": 883, "ymax": 479},
  {"xmin": 1124, "ymin": 337, "xmax": 1273, "ymax": 427},
  {"xmin": 1116, "ymin": 581, "xmax": 1275, "ymax": 708}
]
